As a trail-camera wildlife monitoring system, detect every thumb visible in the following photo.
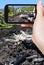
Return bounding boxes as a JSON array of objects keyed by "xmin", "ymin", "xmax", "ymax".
[{"xmin": 37, "ymin": 0, "xmax": 43, "ymax": 17}]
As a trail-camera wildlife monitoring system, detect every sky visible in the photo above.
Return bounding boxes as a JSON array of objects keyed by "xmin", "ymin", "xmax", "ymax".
[{"xmin": 0, "ymin": 0, "xmax": 44, "ymax": 9}]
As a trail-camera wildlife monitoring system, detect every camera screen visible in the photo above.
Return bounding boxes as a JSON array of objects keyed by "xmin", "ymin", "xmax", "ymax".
[{"xmin": 7, "ymin": 5, "xmax": 36, "ymax": 23}]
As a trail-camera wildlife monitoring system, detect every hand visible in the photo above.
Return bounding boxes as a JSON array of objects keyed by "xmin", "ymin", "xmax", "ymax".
[{"xmin": 32, "ymin": 0, "xmax": 44, "ymax": 54}]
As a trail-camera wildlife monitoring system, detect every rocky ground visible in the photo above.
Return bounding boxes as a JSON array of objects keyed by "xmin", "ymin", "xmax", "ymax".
[{"xmin": 0, "ymin": 25, "xmax": 44, "ymax": 65}]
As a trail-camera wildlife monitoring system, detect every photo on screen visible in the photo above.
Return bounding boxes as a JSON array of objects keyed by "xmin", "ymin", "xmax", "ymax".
[{"xmin": 8, "ymin": 5, "xmax": 36, "ymax": 23}]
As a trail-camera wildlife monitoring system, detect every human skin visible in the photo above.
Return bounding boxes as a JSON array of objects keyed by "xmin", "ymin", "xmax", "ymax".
[{"xmin": 32, "ymin": 0, "xmax": 44, "ymax": 54}]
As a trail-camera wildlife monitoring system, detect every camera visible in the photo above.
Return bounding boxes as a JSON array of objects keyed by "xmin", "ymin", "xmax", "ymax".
[{"xmin": 4, "ymin": 4, "xmax": 37, "ymax": 24}]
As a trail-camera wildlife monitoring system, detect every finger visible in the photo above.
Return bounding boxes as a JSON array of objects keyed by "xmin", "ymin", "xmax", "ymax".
[
  {"xmin": 43, "ymin": 7, "xmax": 44, "ymax": 16},
  {"xmin": 37, "ymin": 0, "xmax": 43, "ymax": 17},
  {"xmin": 21, "ymin": 24, "xmax": 33, "ymax": 27}
]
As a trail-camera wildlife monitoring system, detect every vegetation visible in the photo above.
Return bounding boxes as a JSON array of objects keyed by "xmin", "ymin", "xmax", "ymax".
[
  {"xmin": 0, "ymin": 15, "xmax": 13, "ymax": 29},
  {"xmin": 8, "ymin": 6, "xmax": 17, "ymax": 16},
  {"xmin": 8, "ymin": 6, "xmax": 35, "ymax": 16},
  {"xmin": 21, "ymin": 6, "xmax": 35, "ymax": 12}
]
